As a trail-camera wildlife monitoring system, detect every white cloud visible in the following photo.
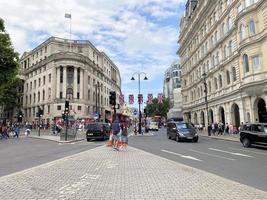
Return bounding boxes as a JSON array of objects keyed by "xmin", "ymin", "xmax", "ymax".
[{"xmin": 0, "ymin": 0, "xmax": 185, "ymax": 94}]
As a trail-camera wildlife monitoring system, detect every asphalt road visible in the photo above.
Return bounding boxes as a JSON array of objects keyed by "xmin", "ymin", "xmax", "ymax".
[
  {"xmin": 129, "ymin": 128, "xmax": 267, "ymax": 191},
  {"xmin": 0, "ymin": 137, "xmax": 103, "ymax": 177}
]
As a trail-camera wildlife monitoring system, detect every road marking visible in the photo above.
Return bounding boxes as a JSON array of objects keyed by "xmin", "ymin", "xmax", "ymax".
[
  {"xmin": 228, "ymin": 147, "xmax": 267, "ymax": 156},
  {"xmin": 208, "ymin": 148, "xmax": 254, "ymax": 158},
  {"xmin": 161, "ymin": 149, "xmax": 202, "ymax": 162},
  {"xmin": 189, "ymin": 149, "xmax": 235, "ymax": 161}
]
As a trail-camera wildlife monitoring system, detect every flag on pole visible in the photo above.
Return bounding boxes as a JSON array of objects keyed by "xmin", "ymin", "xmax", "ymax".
[
  {"xmin": 138, "ymin": 94, "xmax": 143, "ymax": 104},
  {"xmin": 129, "ymin": 94, "xmax": 134, "ymax": 104},
  {"xmin": 119, "ymin": 94, "xmax": 124, "ymax": 105},
  {"xmin": 65, "ymin": 13, "xmax": 71, "ymax": 18},
  {"xmin": 158, "ymin": 93, "xmax": 164, "ymax": 104},
  {"xmin": 147, "ymin": 94, "xmax": 153, "ymax": 104}
]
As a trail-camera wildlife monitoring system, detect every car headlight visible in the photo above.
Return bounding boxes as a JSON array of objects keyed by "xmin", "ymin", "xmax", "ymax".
[
  {"xmin": 179, "ymin": 132, "xmax": 185, "ymax": 137},
  {"xmin": 194, "ymin": 133, "xmax": 198, "ymax": 136}
]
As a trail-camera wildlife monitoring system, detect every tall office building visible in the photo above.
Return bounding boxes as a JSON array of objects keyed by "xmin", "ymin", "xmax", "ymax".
[
  {"xmin": 19, "ymin": 37, "xmax": 121, "ymax": 125},
  {"xmin": 178, "ymin": 0, "xmax": 267, "ymax": 127}
]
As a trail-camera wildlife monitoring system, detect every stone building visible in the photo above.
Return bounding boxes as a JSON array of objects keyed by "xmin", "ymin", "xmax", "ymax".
[
  {"xmin": 178, "ymin": 0, "xmax": 267, "ymax": 127},
  {"xmin": 19, "ymin": 37, "xmax": 121, "ymax": 125},
  {"xmin": 163, "ymin": 61, "xmax": 183, "ymax": 119}
]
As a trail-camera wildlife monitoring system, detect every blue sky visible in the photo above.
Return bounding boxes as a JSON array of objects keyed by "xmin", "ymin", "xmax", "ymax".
[{"xmin": 0, "ymin": 0, "xmax": 186, "ymax": 108}]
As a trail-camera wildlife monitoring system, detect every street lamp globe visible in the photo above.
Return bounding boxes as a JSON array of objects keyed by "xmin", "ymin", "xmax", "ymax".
[
  {"xmin": 131, "ymin": 77, "xmax": 135, "ymax": 81},
  {"xmin": 144, "ymin": 76, "xmax": 148, "ymax": 80}
]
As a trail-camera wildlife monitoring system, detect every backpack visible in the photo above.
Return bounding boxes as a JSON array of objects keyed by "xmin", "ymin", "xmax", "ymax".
[{"xmin": 112, "ymin": 121, "xmax": 120, "ymax": 135}]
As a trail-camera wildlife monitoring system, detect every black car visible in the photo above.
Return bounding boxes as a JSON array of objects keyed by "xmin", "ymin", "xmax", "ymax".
[
  {"xmin": 167, "ymin": 121, "xmax": 198, "ymax": 142},
  {"xmin": 240, "ymin": 123, "xmax": 267, "ymax": 147},
  {"xmin": 86, "ymin": 122, "xmax": 111, "ymax": 141}
]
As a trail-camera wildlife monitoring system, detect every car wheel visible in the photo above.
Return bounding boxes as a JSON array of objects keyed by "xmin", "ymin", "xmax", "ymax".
[
  {"xmin": 242, "ymin": 138, "xmax": 251, "ymax": 148},
  {"xmin": 176, "ymin": 135, "xmax": 180, "ymax": 142},
  {"xmin": 192, "ymin": 137, "xmax": 198, "ymax": 143},
  {"xmin": 167, "ymin": 134, "xmax": 171, "ymax": 139},
  {"xmin": 87, "ymin": 138, "xmax": 91, "ymax": 142},
  {"xmin": 103, "ymin": 135, "xmax": 106, "ymax": 141}
]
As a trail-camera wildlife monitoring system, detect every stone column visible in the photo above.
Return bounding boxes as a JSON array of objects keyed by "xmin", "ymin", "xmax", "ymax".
[
  {"xmin": 73, "ymin": 67, "xmax": 77, "ymax": 99},
  {"xmin": 80, "ymin": 69, "xmax": 84, "ymax": 100},
  {"xmin": 56, "ymin": 67, "xmax": 60, "ymax": 98},
  {"xmin": 63, "ymin": 66, "xmax": 67, "ymax": 98}
]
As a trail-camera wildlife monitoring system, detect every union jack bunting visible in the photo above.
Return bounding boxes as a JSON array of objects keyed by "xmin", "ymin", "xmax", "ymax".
[
  {"xmin": 129, "ymin": 94, "xmax": 134, "ymax": 104},
  {"xmin": 158, "ymin": 93, "xmax": 164, "ymax": 104},
  {"xmin": 119, "ymin": 94, "xmax": 124, "ymax": 105},
  {"xmin": 138, "ymin": 94, "xmax": 143, "ymax": 104},
  {"xmin": 147, "ymin": 94, "xmax": 153, "ymax": 104}
]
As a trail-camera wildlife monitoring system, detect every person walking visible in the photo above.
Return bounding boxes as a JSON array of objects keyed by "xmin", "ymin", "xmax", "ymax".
[
  {"xmin": 14, "ymin": 125, "xmax": 20, "ymax": 138},
  {"xmin": 120, "ymin": 123, "xmax": 128, "ymax": 150},
  {"xmin": 111, "ymin": 117, "xmax": 121, "ymax": 150}
]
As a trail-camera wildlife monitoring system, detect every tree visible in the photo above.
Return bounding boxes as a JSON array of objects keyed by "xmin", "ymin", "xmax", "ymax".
[
  {"xmin": 0, "ymin": 18, "xmax": 22, "ymax": 117},
  {"xmin": 145, "ymin": 97, "xmax": 170, "ymax": 118}
]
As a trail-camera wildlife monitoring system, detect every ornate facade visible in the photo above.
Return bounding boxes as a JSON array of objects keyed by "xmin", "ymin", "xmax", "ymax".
[
  {"xmin": 178, "ymin": 0, "xmax": 267, "ymax": 127},
  {"xmin": 20, "ymin": 37, "xmax": 121, "ymax": 124}
]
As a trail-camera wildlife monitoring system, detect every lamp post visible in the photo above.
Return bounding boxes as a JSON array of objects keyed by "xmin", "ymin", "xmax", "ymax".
[
  {"xmin": 95, "ymin": 82, "xmax": 101, "ymax": 120},
  {"xmin": 202, "ymin": 72, "xmax": 210, "ymax": 136},
  {"xmin": 131, "ymin": 72, "xmax": 148, "ymax": 135}
]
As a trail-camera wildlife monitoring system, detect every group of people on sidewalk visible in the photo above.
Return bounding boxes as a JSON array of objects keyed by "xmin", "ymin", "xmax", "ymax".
[
  {"xmin": 0, "ymin": 123, "xmax": 21, "ymax": 140},
  {"xmin": 193, "ymin": 122, "xmax": 242, "ymax": 136}
]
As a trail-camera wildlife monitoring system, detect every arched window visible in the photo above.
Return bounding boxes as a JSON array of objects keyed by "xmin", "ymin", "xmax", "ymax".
[
  {"xmin": 34, "ymin": 93, "xmax": 36, "ymax": 103},
  {"xmin": 240, "ymin": 24, "xmax": 245, "ymax": 40},
  {"xmin": 67, "ymin": 88, "xmax": 73, "ymax": 100},
  {"xmin": 38, "ymin": 91, "xmax": 40, "ymax": 102},
  {"xmin": 214, "ymin": 77, "xmax": 218, "ymax": 90},
  {"xmin": 215, "ymin": 31, "xmax": 218, "ymax": 43},
  {"xmin": 216, "ymin": 51, "xmax": 220, "ymax": 65},
  {"xmin": 228, "ymin": 40, "xmax": 232, "ymax": 55},
  {"xmin": 249, "ymin": 20, "xmax": 256, "ymax": 35},
  {"xmin": 224, "ymin": 45, "xmax": 227, "ymax": 59},
  {"xmin": 219, "ymin": 75, "xmax": 223, "ymax": 88},
  {"xmin": 227, "ymin": 17, "xmax": 231, "ymax": 30},
  {"xmin": 232, "ymin": 67, "xmax": 237, "ymax": 81},
  {"xmin": 43, "ymin": 90, "xmax": 45, "ymax": 101},
  {"xmin": 207, "ymin": 60, "xmax": 210, "ymax": 71},
  {"xmin": 222, "ymin": 22, "xmax": 226, "ymax": 35},
  {"xmin": 226, "ymin": 70, "xmax": 231, "ymax": 84},
  {"xmin": 243, "ymin": 54, "xmax": 249, "ymax": 73},
  {"xmin": 208, "ymin": 81, "xmax": 211, "ymax": 93}
]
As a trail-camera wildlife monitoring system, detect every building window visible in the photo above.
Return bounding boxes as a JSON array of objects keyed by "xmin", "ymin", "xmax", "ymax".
[
  {"xmin": 60, "ymin": 67, "xmax": 63, "ymax": 83},
  {"xmin": 38, "ymin": 91, "xmax": 40, "ymax": 102},
  {"xmin": 43, "ymin": 90, "xmax": 45, "ymax": 101},
  {"xmin": 30, "ymin": 94, "xmax": 32, "ymax": 104},
  {"xmin": 208, "ymin": 81, "xmax": 211, "ymax": 93},
  {"xmin": 66, "ymin": 88, "xmax": 73, "ymax": 100},
  {"xmin": 252, "ymin": 56, "xmax": 260, "ymax": 70},
  {"xmin": 228, "ymin": 40, "xmax": 232, "ymax": 55},
  {"xmin": 227, "ymin": 17, "xmax": 231, "ymax": 31},
  {"xmin": 214, "ymin": 77, "xmax": 218, "ymax": 90},
  {"xmin": 226, "ymin": 70, "xmax": 231, "ymax": 84},
  {"xmin": 88, "ymin": 76, "xmax": 90, "ymax": 84},
  {"xmin": 77, "ymin": 68, "xmax": 80, "ymax": 84},
  {"xmin": 34, "ymin": 93, "xmax": 36, "ymax": 103},
  {"xmin": 49, "ymin": 74, "xmax": 51, "ymax": 83},
  {"xmin": 26, "ymin": 95, "xmax": 28, "ymax": 105},
  {"xmin": 30, "ymin": 82, "xmax": 32, "ymax": 90},
  {"xmin": 224, "ymin": 45, "xmax": 227, "ymax": 59},
  {"xmin": 60, "ymin": 92, "xmax": 63, "ymax": 99},
  {"xmin": 88, "ymin": 89, "xmax": 90, "ymax": 100},
  {"xmin": 78, "ymin": 106, "xmax": 82, "ymax": 111},
  {"xmin": 48, "ymin": 105, "xmax": 50, "ymax": 114},
  {"xmin": 43, "ymin": 76, "xmax": 45, "ymax": 85},
  {"xmin": 240, "ymin": 24, "xmax": 245, "ymax": 40},
  {"xmin": 243, "ymin": 54, "xmax": 249, "ymax": 73},
  {"xmin": 77, "ymin": 92, "xmax": 80, "ymax": 99},
  {"xmin": 57, "ymin": 105, "xmax": 61, "ymax": 110},
  {"xmin": 249, "ymin": 20, "xmax": 256, "ymax": 35},
  {"xmin": 232, "ymin": 67, "xmax": 237, "ymax": 81},
  {"xmin": 34, "ymin": 80, "xmax": 36, "ymax": 88},
  {"xmin": 219, "ymin": 75, "xmax": 223, "ymax": 88}
]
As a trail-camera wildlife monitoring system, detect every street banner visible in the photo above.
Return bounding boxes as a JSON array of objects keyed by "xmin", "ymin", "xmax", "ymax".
[
  {"xmin": 129, "ymin": 94, "xmax": 134, "ymax": 104},
  {"xmin": 119, "ymin": 94, "xmax": 124, "ymax": 105},
  {"xmin": 138, "ymin": 94, "xmax": 143, "ymax": 104},
  {"xmin": 147, "ymin": 94, "xmax": 153, "ymax": 104},
  {"xmin": 158, "ymin": 93, "xmax": 164, "ymax": 104}
]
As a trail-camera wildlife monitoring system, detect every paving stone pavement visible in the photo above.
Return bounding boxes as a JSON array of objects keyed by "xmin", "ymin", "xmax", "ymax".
[{"xmin": 0, "ymin": 145, "xmax": 267, "ymax": 200}]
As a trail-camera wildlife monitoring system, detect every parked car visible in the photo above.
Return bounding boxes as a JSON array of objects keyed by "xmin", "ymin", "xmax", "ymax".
[
  {"xmin": 149, "ymin": 121, "xmax": 159, "ymax": 131},
  {"xmin": 86, "ymin": 122, "xmax": 111, "ymax": 141},
  {"xmin": 167, "ymin": 121, "xmax": 198, "ymax": 142},
  {"xmin": 240, "ymin": 123, "xmax": 267, "ymax": 147}
]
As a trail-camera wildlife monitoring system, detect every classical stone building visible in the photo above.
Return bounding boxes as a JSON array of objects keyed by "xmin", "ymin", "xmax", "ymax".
[
  {"xmin": 178, "ymin": 0, "xmax": 267, "ymax": 127},
  {"xmin": 19, "ymin": 37, "xmax": 121, "ymax": 125},
  {"xmin": 163, "ymin": 61, "xmax": 183, "ymax": 119}
]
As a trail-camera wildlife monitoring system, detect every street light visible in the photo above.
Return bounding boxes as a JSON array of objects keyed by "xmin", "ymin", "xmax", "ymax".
[
  {"xmin": 202, "ymin": 72, "xmax": 210, "ymax": 136},
  {"xmin": 95, "ymin": 82, "xmax": 101, "ymax": 120},
  {"xmin": 131, "ymin": 71, "xmax": 148, "ymax": 135}
]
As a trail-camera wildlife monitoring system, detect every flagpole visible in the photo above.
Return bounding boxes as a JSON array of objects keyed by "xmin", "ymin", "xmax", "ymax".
[{"xmin": 69, "ymin": 14, "xmax": 72, "ymax": 52}]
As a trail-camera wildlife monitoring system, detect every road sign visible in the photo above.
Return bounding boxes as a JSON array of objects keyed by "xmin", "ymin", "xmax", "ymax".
[
  {"xmin": 93, "ymin": 113, "xmax": 99, "ymax": 120},
  {"xmin": 133, "ymin": 110, "xmax": 138, "ymax": 115}
]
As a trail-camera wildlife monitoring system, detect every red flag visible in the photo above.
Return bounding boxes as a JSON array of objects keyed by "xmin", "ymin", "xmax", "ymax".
[
  {"xmin": 158, "ymin": 93, "xmax": 164, "ymax": 104},
  {"xmin": 138, "ymin": 94, "xmax": 143, "ymax": 104},
  {"xmin": 119, "ymin": 94, "xmax": 124, "ymax": 105},
  {"xmin": 147, "ymin": 94, "xmax": 153, "ymax": 104},
  {"xmin": 129, "ymin": 94, "xmax": 134, "ymax": 104}
]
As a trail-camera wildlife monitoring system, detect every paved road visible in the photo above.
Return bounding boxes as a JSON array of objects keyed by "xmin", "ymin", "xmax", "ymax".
[
  {"xmin": 0, "ymin": 137, "xmax": 103, "ymax": 177},
  {"xmin": 129, "ymin": 128, "xmax": 267, "ymax": 191}
]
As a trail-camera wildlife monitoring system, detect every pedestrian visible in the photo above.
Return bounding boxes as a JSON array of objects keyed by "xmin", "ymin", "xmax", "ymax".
[
  {"xmin": 229, "ymin": 123, "xmax": 234, "ymax": 134},
  {"xmin": 111, "ymin": 117, "xmax": 121, "ymax": 150},
  {"xmin": 208, "ymin": 124, "xmax": 212, "ymax": 136},
  {"xmin": 225, "ymin": 123, "xmax": 229, "ymax": 134},
  {"xmin": 120, "ymin": 123, "xmax": 128, "ymax": 150},
  {"xmin": 14, "ymin": 125, "xmax": 20, "ymax": 138}
]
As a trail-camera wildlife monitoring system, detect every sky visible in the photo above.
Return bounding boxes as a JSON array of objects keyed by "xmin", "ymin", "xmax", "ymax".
[{"xmin": 0, "ymin": 0, "xmax": 186, "ymax": 108}]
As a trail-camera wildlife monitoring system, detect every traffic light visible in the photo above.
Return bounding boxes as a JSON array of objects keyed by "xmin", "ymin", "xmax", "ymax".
[
  {"xmin": 65, "ymin": 100, "xmax": 69, "ymax": 111},
  {"xmin": 62, "ymin": 113, "xmax": 66, "ymax": 121},
  {"xmin": 18, "ymin": 110, "xmax": 23, "ymax": 122},
  {"xmin": 37, "ymin": 107, "xmax": 43, "ymax": 117},
  {"xmin": 109, "ymin": 91, "xmax": 116, "ymax": 106}
]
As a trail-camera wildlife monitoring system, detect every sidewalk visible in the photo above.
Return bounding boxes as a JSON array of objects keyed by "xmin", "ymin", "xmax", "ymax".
[
  {"xmin": 198, "ymin": 130, "xmax": 240, "ymax": 142},
  {"xmin": 0, "ymin": 145, "xmax": 266, "ymax": 200},
  {"xmin": 24, "ymin": 129, "xmax": 85, "ymax": 143}
]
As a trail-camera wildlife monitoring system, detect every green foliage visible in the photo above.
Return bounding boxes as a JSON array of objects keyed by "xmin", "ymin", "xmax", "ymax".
[
  {"xmin": 0, "ymin": 18, "xmax": 21, "ymax": 110},
  {"xmin": 145, "ymin": 97, "xmax": 170, "ymax": 118}
]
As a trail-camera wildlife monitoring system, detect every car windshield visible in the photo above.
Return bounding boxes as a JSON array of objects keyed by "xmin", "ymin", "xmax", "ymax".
[
  {"xmin": 176, "ymin": 123, "xmax": 189, "ymax": 129},
  {"xmin": 87, "ymin": 123, "xmax": 101, "ymax": 131}
]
